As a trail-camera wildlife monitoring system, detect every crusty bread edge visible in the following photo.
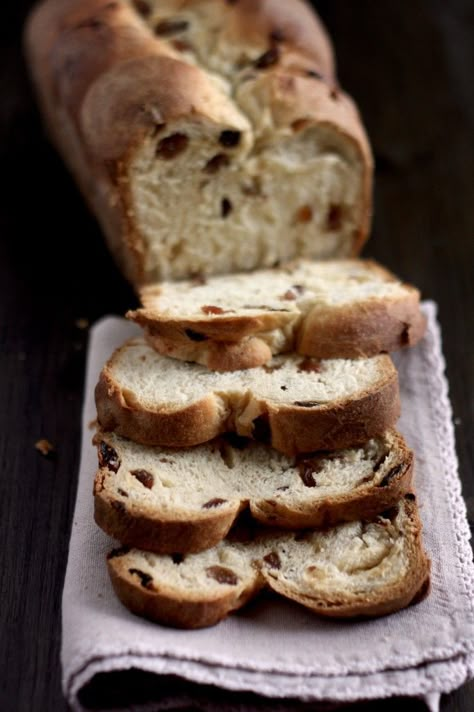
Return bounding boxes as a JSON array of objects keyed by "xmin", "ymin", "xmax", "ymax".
[
  {"xmin": 107, "ymin": 498, "xmax": 430, "ymax": 628},
  {"xmin": 264, "ymin": 495, "xmax": 431, "ymax": 619},
  {"xmin": 93, "ymin": 430, "xmax": 413, "ymax": 552},
  {"xmin": 95, "ymin": 343, "xmax": 400, "ymax": 455},
  {"xmin": 107, "ymin": 547, "xmax": 264, "ymax": 629}
]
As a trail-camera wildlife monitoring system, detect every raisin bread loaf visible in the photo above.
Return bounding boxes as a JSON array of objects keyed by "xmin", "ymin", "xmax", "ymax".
[
  {"xmin": 129, "ymin": 259, "xmax": 426, "ymax": 369},
  {"xmin": 96, "ymin": 339, "xmax": 400, "ymax": 455},
  {"xmin": 94, "ymin": 429, "xmax": 414, "ymax": 552},
  {"xmin": 107, "ymin": 496, "xmax": 430, "ymax": 628},
  {"xmin": 25, "ymin": 0, "xmax": 372, "ymax": 286}
]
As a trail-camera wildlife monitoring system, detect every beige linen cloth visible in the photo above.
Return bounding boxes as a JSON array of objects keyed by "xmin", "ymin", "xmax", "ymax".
[{"xmin": 62, "ymin": 302, "xmax": 474, "ymax": 711}]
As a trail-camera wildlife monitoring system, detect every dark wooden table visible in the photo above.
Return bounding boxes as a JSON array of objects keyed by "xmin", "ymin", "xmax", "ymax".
[{"xmin": 1, "ymin": 1, "xmax": 472, "ymax": 710}]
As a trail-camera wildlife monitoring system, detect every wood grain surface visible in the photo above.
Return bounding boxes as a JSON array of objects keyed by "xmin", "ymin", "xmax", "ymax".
[{"xmin": 0, "ymin": 1, "xmax": 472, "ymax": 710}]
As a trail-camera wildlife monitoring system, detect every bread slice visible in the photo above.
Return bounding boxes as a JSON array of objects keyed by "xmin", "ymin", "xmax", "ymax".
[
  {"xmin": 129, "ymin": 259, "xmax": 426, "ymax": 370},
  {"xmin": 25, "ymin": 0, "xmax": 372, "ymax": 286},
  {"xmin": 94, "ymin": 429, "xmax": 414, "ymax": 554},
  {"xmin": 106, "ymin": 496, "xmax": 430, "ymax": 628},
  {"xmin": 96, "ymin": 339, "xmax": 400, "ymax": 455}
]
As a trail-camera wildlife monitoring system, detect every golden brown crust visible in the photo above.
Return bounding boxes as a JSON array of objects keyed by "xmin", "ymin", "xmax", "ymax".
[
  {"xmin": 95, "ymin": 344, "xmax": 400, "ymax": 455},
  {"xmin": 107, "ymin": 553, "xmax": 264, "ymax": 629},
  {"xmin": 106, "ymin": 498, "xmax": 430, "ymax": 628},
  {"xmin": 95, "ymin": 491, "xmax": 243, "ymax": 554},
  {"xmin": 129, "ymin": 261, "xmax": 426, "ymax": 370},
  {"xmin": 95, "ymin": 371, "xmax": 226, "ymax": 448},
  {"xmin": 265, "ymin": 371, "xmax": 400, "ymax": 456},
  {"xmin": 25, "ymin": 0, "xmax": 373, "ymax": 286},
  {"xmin": 251, "ymin": 455, "xmax": 414, "ymax": 529},
  {"xmin": 265, "ymin": 498, "xmax": 431, "ymax": 619}
]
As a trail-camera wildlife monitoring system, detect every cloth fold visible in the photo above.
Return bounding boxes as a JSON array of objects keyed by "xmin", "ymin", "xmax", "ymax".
[{"xmin": 62, "ymin": 302, "xmax": 474, "ymax": 711}]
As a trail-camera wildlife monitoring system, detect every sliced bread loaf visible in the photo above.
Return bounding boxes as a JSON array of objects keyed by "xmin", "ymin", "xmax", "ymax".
[
  {"xmin": 129, "ymin": 259, "xmax": 426, "ymax": 370},
  {"xmin": 94, "ymin": 429, "xmax": 413, "ymax": 553},
  {"xmin": 26, "ymin": 0, "xmax": 372, "ymax": 286},
  {"xmin": 107, "ymin": 496, "xmax": 430, "ymax": 628},
  {"xmin": 96, "ymin": 339, "xmax": 400, "ymax": 455}
]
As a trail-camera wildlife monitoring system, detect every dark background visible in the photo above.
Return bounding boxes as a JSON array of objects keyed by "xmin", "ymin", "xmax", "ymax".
[{"xmin": 0, "ymin": 0, "xmax": 473, "ymax": 710}]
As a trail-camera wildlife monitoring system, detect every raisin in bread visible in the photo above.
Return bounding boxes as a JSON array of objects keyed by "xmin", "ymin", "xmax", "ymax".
[
  {"xmin": 129, "ymin": 259, "xmax": 426, "ymax": 370},
  {"xmin": 96, "ymin": 339, "xmax": 400, "ymax": 455},
  {"xmin": 25, "ymin": 0, "xmax": 372, "ymax": 286},
  {"xmin": 107, "ymin": 496, "xmax": 430, "ymax": 628},
  {"xmin": 94, "ymin": 429, "xmax": 414, "ymax": 553}
]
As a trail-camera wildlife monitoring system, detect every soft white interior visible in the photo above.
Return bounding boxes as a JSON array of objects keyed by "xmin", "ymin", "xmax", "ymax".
[
  {"xmin": 118, "ymin": 538, "xmax": 259, "ymax": 596},
  {"xmin": 141, "ymin": 260, "xmax": 409, "ymax": 317},
  {"xmin": 98, "ymin": 430, "xmax": 401, "ymax": 514},
  {"xmin": 124, "ymin": 1, "xmax": 363, "ymax": 281},
  {"xmin": 274, "ymin": 505, "xmax": 409, "ymax": 596},
  {"xmin": 109, "ymin": 338, "xmax": 390, "ymax": 407},
  {"xmin": 111, "ymin": 503, "xmax": 410, "ymax": 598}
]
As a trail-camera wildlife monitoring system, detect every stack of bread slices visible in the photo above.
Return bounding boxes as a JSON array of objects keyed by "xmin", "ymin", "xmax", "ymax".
[
  {"xmin": 24, "ymin": 0, "xmax": 431, "ymax": 628},
  {"xmin": 93, "ymin": 259, "xmax": 431, "ymax": 628}
]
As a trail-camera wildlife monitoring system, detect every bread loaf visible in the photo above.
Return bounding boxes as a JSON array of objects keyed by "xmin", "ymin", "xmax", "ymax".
[
  {"xmin": 107, "ymin": 496, "xmax": 430, "ymax": 628},
  {"xmin": 95, "ymin": 338, "xmax": 400, "ymax": 455},
  {"xmin": 25, "ymin": 0, "xmax": 372, "ymax": 286},
  {"xmin": 129, "ymin": 259, "xmax": 427, "ymax": 369},
  {"xmin": 94, "ymin": 428, "xmax": 414, "ymax": 553}
]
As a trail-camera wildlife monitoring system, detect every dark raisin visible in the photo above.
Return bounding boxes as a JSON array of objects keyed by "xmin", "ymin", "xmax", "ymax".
[
  {"xmin": 254, "ymin": 46, "xmax": 280, "ymax": 70},
  {"xmin": 117, "ymin": 488, "xmax": 129, "ymax": 497},
  {"xmin": 204, "ymin": 154, "xmax": 230, "ymax": 174},
  {"xmin": 128, "ymin": 568, "xmax": 154, "ymax": 589},
  {"xmin": 263, "ymin": 551, "xmax": 281, "ymax": 569},
  {"xmin": 202, "ymin": 498, "xmax": 228, "ymax": 509},
  {"xmin": 107, "ymin": 545, "xmax": 130, "ymax": 560},
  {"xmin": 155, "ymin": 19, "xmax": 189, "ymax": 36},
  {"xmin": 280, "ymin": 385, "xmax": 287, "ymax": 391},
  {"xmin": 156, "ymin": 133, "xmax": 188, "ymax": 159},
  {"xmin": 201, "ymin": 305, "xmax": 225, "ymax": 315},
  {"xmin": 221, "ymin": 197, "xmax": 233, "ymax": 217},
  {"xmin": 293, "ymin": 400, "xmax": 321, "ymax": 407},
  {"xmin": 219, "ymin": 130, "xmax": 241, "ymax": 148},
  {"xmin": 98, "ymin": 442, "xmax": 120, "ymax": 472},
  {"xmin": 171, "ymin": 553, "xmax": 184, "ymax": 564},
  {"xmin": 185, "ymin": 329, "xmax": 208, "ymax": 342},
  {"xmin": 379, "ymin": 507, "xmax": 399, "ymax": 521},
  {"xmin": 379, "ymin": 464, "xmax": 404, "ymax": 487},
  {"xmin": 276, "ymin": 485, "xmax": 289, "ymax": 491},
  {"xmin": 252, "ymin": 414, "xmax": 271, "ymax": 444},
  {"xmin": 131, "ymin": 469, "xmax": 154, "ymax": 489},
  {"xmin": 291, "ymin": 119, "xmax": 311, "ymax": 133},
  {"xmin": 132, "ymin": 0, "xmax": 150, "ymax": 17},
  {"xmin": 206, "ymin": 566, "xmax": 238, "ymax": 585},
  {"xmin": 298, "ymin": 462, "xmax": 317, "ymax": 487},
  {"xmin": 400, "ymin": 324, "xmax": 411, "ymax": 345},
  {"xmin": 306, "ymin": 69, "xmax": 324, "ymax": 80},
  {"xmin": 298, "ymin": 358, "xmax": 322, "ymax": 373},
  {"xmin": 295, "ymin": 205, "xmax": 313, "ymax": 223},
  {"xmin": 269, "ymin": 29, "xmax": 285, "ymax": 43},
  {"xmin": 405, "ymin": 492, "xmax": 416, "ymax": 501},
  {"xmin": 111, "ymin": 500, "xmax": 126, "ymax": 514},
  {"xmin": 326, "ymin": 204, "xmax": 343, "ymax": 231},
  {"xmin": 372, "ymin": 450, "xmax": 389, "ymax": 472}
]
